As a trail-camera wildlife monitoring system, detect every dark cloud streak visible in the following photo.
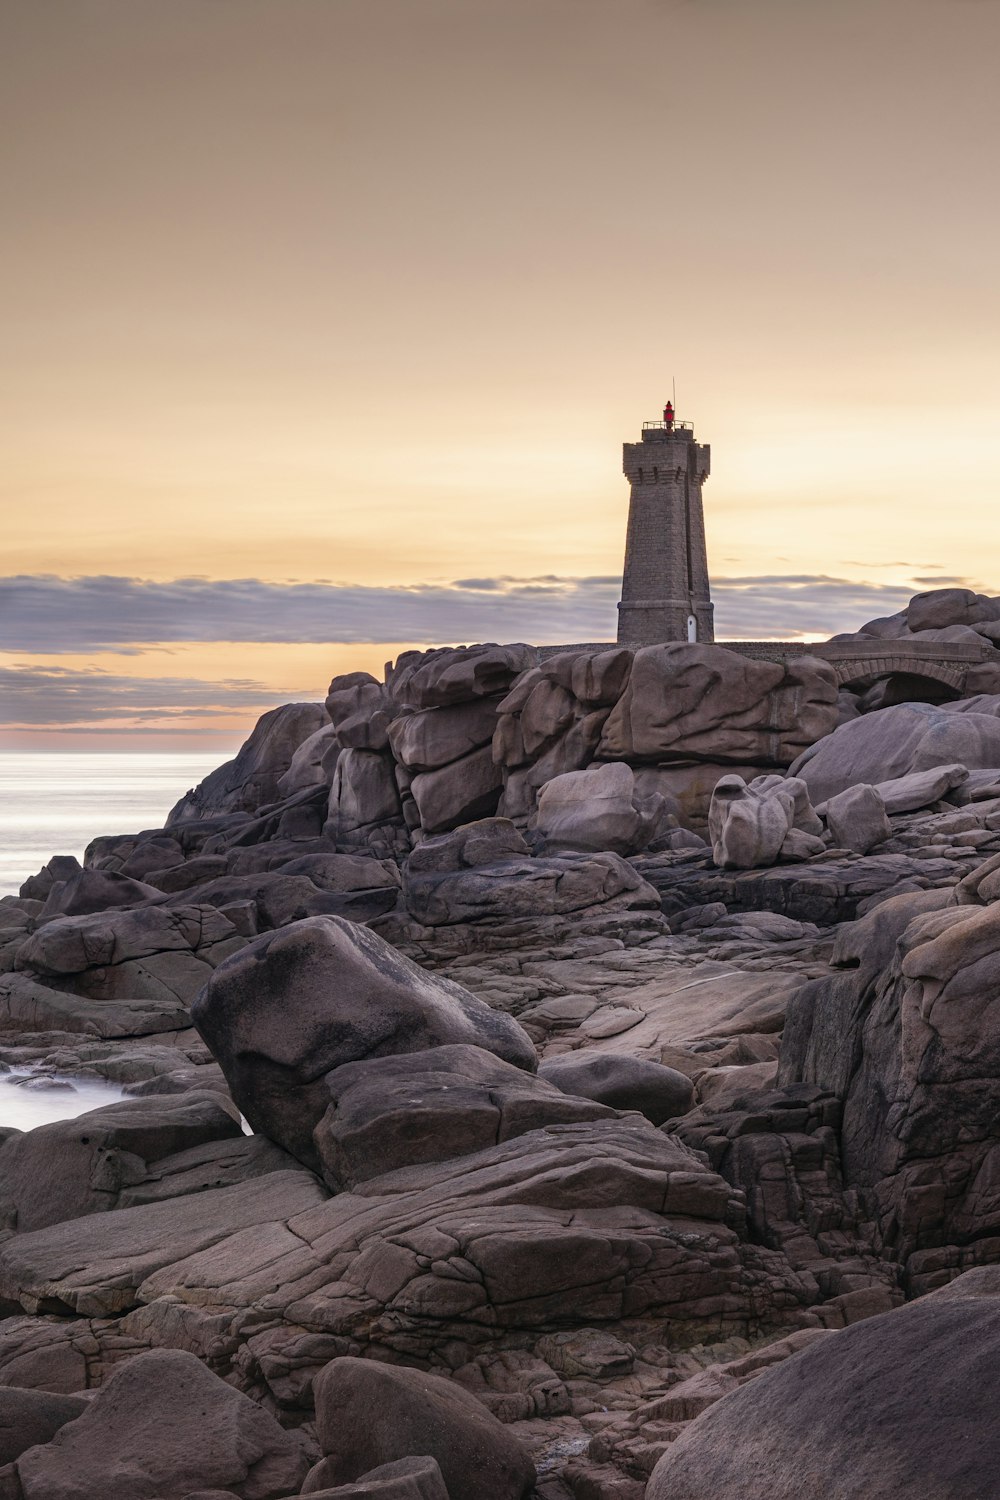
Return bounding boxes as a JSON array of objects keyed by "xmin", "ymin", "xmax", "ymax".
[
  {"xmin": 0, "ymin": 573, "xmax": 939, "ymax": 654},
  {"xmin": 0, "ymin": 664, "xmax": 304, "ymax": 727}
]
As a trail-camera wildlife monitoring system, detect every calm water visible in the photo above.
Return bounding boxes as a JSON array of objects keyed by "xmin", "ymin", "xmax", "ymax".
[
  {"xmin": 0, "ymin": 753, "xmax": 224, "ymax": 898},
  {"xmin": 0, "ymin": 1071, "xmax": 128, "ymax": 1131}
]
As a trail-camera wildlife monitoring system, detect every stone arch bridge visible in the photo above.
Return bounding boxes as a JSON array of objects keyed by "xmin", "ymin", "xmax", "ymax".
[
  {"xmin": 536, "ymin": 637, "xmax": 995, "ymax": 697},
  {"xmin": 723, "ymin": 638, "xmax": 994, "ymax": 695}
]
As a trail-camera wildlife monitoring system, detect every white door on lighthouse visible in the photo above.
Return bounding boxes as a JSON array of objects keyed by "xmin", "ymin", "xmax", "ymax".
[{"xmin": 687, "ymin": 614, "xmax": 698, "ymax": 643}]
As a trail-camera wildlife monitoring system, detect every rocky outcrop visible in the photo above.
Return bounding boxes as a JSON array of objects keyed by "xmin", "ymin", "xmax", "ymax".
[
  {"xmin": 190, "ymin": 914, "xmax": 537, "ymax": 1167},
  {"xmin": 646, "ymin": 1274, "xmax": 1000, "ymax": 1500},
  {"xmin": 779, "ymin": 873, "xmax": 1000, "ymax": 1291},
  {"xmin": 11, "ymin": 620, "xmax": 1000, "ymax": 1497},
  {"xmin": 14, "ymin": 903, "xmax": 252, "ymax": 1006},
  {"xmin": 0, "ymin": 1116, "xmax": 817, "ymax": 1399},
  {"xmin": 597, "ymin": 645, "xmax": 839, "ymax": 766},
  {"xmin": 401, "ymin": 819, "xmax": 660, "ymax": 927},
  {"xmin": 168, "ymin": 702, "xmax": 327, "ymax": 824}
]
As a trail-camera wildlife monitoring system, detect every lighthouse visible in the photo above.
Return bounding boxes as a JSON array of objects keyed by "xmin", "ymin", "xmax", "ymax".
[{"xmin": 616, "ymin": 407, "xmax": 714, "ymax": 646}]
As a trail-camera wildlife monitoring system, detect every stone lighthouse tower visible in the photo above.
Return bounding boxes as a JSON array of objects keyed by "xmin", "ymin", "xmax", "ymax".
[{"xmin": 616, "ymin": 407, "xmax": 714, "ymax": 645}]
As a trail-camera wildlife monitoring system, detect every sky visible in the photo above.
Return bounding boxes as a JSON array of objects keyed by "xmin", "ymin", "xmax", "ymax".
[{"xmin": 2, "ymin": 0, "xmax": 998, "ymax": 750}]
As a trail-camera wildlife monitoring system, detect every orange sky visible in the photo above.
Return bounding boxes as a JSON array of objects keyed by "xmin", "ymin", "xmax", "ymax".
[{"xmin": 2, "ymin": 0, "xmax": 998, "ymax": 748}]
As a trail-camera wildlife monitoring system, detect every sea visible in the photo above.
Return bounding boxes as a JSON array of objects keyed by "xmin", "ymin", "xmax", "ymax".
[
  {"xmin": 0, "ymin": 752, "xmax": 224, "ymax": 897},
  {"xmin": 0, "ymin": 752, "xmax": 225, "ymax": 1126}
]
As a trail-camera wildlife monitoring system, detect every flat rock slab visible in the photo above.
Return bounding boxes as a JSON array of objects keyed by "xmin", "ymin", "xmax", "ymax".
[
  {"xmin": 0, "ymin": 1119, "xmax": 814, "ymax": 1402},
  {"xmin": 0, "ymin": 1169, "xmax": 325, "ymax": 1316},
  {"xmin": 525, "ymin": 959, "xmax": 800, "ymax": 1059}
]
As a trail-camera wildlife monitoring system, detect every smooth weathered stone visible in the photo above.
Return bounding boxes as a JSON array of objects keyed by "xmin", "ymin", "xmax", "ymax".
[
  {"xmin": 18, "ymin": 855, "xmax": 84, "ymax": 904},
  {"xmin": 791, "ymin": 703, "xmax": 1000, "ymax": 803},
  {"xmin": 164, "ymin": 871, "xmax": 396, "ymax": 931},
  {"xmin": 646, "ymin": 1283, "xmax": 1000, "ymax": 1500},
  {"xmin": 535, "ymin": 762, "xmax": 670, "ymax": 855},
  {"xmin": 14, "ymin": 1348, "xmax": 309, "ymax": 1499},
  {"xmin": 0, "ymin": 1388, "xmax": 87, "ymax": 1466},
  {"xmin": 14, "ymin": 904, "xmax": 249, "ymax": 1005},
  {"xmin": 299, "ymin": 1455, "xmax": 449, "ymax": 1499},
  {"xmin": 277, "ymin": 724, "xmax": 341, "ymax": 797},
  {"xmin": 409, "ymin": 744, "xmax": 503, "ymax": 834},
  {"xmin": 0, "ymin": 971, "xmax": 192, "ymax": 1040},
  {"xmin": 312, "ymin": 1357, "xmax": 536, "ymax": 1499},
  {"xmin": 37, "ymin": 869, "xmax": 160, "ymax": 922},
  {"xmin": 0, "ymin": 1169, "xmax": 325, "ymax": 1317},
  {"xmin": 538, "ymin": 1052, "xmax": 693, "ymax": 1124},
  {"xmin": 823, "ymin": 784, "xmax": 892, "ymax": 854},
  {"xmin": 708, "ymin": 774, "xmax": 818, "ymax": 870},
  {"xmin": 191, "ymin": 916, "xmax": 536, "ymax": 1166},
  {"xmin": 388, "ymin": 697, "xmax": 503, "ymax": 773},
  {"xmin": 404, "ymin": 846, "xmax": 659, "ymax": 927},
  {"xmin": 873, "ymin": 763, "xmax": 970, "ymax": 814},
  {"xmin": 326, "ymin": 750, "xmax": 402, "ymax": 840},
  {"xmin": 325, "ymin": 673, "xmax": 394, "ymax": 753}
]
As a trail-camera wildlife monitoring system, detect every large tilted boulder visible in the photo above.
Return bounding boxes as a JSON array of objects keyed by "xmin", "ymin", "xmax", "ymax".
[
  {"xmin": 598, "ymin": 645, "xmax": 838, "ymax": 766},
  {"xmin": 791, "ymin": 701, "xmax": 1000, "ymax": 803},
  {"xmin": 646, "ymin": 1275, "xmax": 1000, "ymax": 1500},
  {"xmin": 312, "ymin": 1043, "xmax": 614, "ymax": 1191},
  {"xmin": 190, "ymin": 915, "xmax": 537, "ymax": 1167},
  {"xmin": 312, "ymin": 1358, "xmax": 535, "ymax": 1499},
  {"xmin": 535, "ymin": 761, "xmax": 671, "ymax": 854},
  {"xmin": 168, "ymin": 702, "xmax": 327, "ymax": 824},
  {"xmin": 12, "ymin": 1347, "xmax": 309, "ymax": 1499}
]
